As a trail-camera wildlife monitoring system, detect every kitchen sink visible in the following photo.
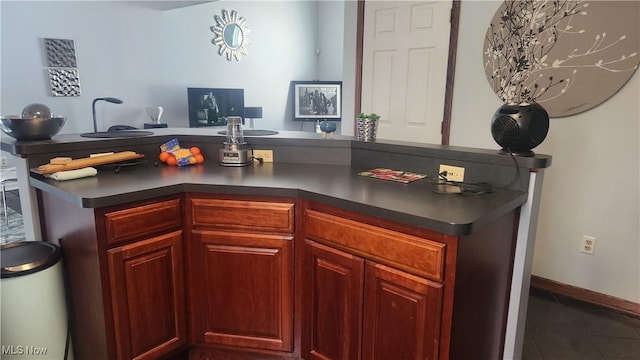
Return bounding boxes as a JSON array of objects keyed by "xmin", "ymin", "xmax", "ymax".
[
  {"xmin": 80, "ymin": 130, "xmax": 154, "ymax": 138},
  {"xmin": 217, "ymin": 130, "xmax": 279, "ymax": 136}
]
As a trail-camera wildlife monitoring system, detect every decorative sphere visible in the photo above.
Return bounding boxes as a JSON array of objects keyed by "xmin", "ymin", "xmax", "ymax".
[
  {"xmin": 21, "ymin": 103, "xmax": 52, "ymax": 119},
  {"xmin": 319, "ymin": 121, "xmax": 337, "ymax": 133},
  {"xmin": 490, "ymin": 102, "xmax": 549, "ymax": 156}
]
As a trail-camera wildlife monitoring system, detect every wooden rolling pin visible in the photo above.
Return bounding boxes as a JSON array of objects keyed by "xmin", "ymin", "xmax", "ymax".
[{"xmin": 33, "ymin": 151, "xmax": 145, "ymax": 174}]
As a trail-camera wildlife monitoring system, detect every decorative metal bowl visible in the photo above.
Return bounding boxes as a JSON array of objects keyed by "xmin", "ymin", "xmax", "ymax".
[{"xmin": 0, "ymin": 116, "xmax": 67, "ymax": 141}]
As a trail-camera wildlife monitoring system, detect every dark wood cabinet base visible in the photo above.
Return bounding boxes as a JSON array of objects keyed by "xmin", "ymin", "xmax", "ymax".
[
  {"xmin": 188, "ymin": 346, "xmax": 299, "ymax": 360},
  {"xmin": 40, "ymin": 191, "xmax": 520, "ymax": 360}
]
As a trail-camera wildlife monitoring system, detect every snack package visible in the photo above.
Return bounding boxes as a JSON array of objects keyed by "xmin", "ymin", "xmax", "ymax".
[{"xmin": 160, "ymin": 138, "xmax": 196, "ymax": 166}]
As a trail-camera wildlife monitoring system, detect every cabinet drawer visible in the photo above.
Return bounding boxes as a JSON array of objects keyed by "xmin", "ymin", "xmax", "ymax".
[
  {"xmin": 305, "ymin": 209, "xmax": 445, "ymax": 281},
  {"xmin": 190, "ymin": 198, "xmax": 294, "ymax": 234},
  {"xmin": 105, "ymin": 199, "xmax": 182, "ymax": 246}
]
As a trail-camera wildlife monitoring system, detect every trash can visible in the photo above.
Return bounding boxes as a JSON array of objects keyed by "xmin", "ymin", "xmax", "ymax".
[{"xmin": 1, "ymin": 241, "xmax": 72, "ymax": 359}]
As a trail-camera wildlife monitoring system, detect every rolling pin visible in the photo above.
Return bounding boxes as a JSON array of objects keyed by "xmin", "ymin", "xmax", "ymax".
[{"xmin": 33, "ymin": 151, "xmax": 144, "ymax": 174}]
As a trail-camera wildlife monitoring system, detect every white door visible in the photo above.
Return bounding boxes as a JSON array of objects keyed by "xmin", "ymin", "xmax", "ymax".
[{"xmin": 361, "ymin": 0, "xmax": 452, "ymax": 144}]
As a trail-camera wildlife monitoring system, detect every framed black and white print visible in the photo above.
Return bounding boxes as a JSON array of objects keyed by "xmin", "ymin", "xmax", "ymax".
[{"xmin": 291, "ymin": 81, "xmax": 342, "ymax": 121}]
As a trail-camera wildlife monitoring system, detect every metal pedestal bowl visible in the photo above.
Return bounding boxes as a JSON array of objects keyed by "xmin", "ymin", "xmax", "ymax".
[{"xmin": 0, "ymin": 116, "xmax": 67, "ymax": 141}]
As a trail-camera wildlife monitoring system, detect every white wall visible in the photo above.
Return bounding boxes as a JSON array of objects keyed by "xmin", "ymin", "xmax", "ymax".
[
  {"xmin": 1, "ymin": 1, "xmax": 163, "ymax": 133},
  {"xmin": 3, "ymin": 0, "xmax": 636, "ymax": 303},
  {"xmin": 0, "ymin": 1, "xmax": 325, "ymax": 133},
  {"xmin": 158, "ymin": 1, "xmax": 321, "ymax": 131},
  {"xmin": 340, "ymin": 0, "xmax": 358, "ymax": 136},
  {"xmin": 451, "ymin": 1, "xmax": 639, "ymax": 303},
  {"xmin": 318, "ymin": 0, "xmax": 345, "ymax": 80}
]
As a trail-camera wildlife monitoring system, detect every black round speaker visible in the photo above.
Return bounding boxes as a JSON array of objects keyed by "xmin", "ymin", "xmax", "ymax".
[{"xmin": 491, "ymin": 102, "xmax": 549, "ymax": 156}]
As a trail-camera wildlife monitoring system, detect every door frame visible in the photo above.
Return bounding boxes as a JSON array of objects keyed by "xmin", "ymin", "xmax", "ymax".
[{"xmin": 354, "ymin": 0, "xmax": 460, "ymax": 145}]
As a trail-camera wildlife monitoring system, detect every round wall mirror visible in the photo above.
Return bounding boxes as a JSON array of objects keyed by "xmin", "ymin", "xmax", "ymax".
[
  {"xmin": 223, "ymin": 24, "xmax": 243, "ymax": 49},
  {"xmin": 211, "ymin": 10, "xmax": 250, "ymax": 61}
]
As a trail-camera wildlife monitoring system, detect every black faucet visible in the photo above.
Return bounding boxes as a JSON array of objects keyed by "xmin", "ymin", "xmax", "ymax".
[{"xmin": 92, "ymin": 97, "xmax": 123, "ymax": 132}]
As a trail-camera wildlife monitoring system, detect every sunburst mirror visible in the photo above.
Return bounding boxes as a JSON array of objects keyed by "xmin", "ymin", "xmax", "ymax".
[{"xmin": 211, "ymin": 9, "xmax": 250, "ymax": 61}]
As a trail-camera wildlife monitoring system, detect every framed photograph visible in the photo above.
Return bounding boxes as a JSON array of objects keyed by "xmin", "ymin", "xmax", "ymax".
[
  {"xmin": 187, "ymin": 88, "xmax": 244, "ymax": 128},
  {"xmin": 291, "ymin": 81, "xmax": 342, "ymax": 121}
]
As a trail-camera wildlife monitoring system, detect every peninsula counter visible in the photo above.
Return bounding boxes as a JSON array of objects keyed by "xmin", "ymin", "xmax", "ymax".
[{"xmin": 1, "ymin": 129, "xmax": 551, "ymax": 360}]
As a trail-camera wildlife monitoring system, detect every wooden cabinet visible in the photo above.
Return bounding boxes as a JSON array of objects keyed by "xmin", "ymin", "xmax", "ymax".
[
  {"xmin": 303, "ymin": 240, "xmax": 364, "ymax": 360},
  {"xmin": 107, "ymin": 230, "xmax": 187, "ymax": 360},
  {"xmin": 40, "ymin": 190, "xmax": 518, "ymax": 360},
  {"xmin": 103, "ymin": 197, "xmax": 182, "ymax": 247},
  {"xmin": 187, "ymin": 196, "xmax": 295, "ymax": 354},
  {"xmin": 303, "ymin": 232, "xmax": 444, "ymax": 360},
  {"xmin": 302, "ymin": 202, "xmax": 519, "ymax": 360},
  {"xmin": 39, "ymin": 195, "xmax": 187, "ymax": 360},
  {"xmin": 362, "ymin": 261, "xmax": 443, "ymax": 360},
  {"xmin": 103, "ymin": 199, "xmax": 187, "ymax": 360}
]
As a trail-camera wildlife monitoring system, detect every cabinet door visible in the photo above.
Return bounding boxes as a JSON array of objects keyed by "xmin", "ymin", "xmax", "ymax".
[
  {"xmin": 107, "ymin": 231, "xmax": 187, "ymax": 360},
  {"xmin": 191, "ymin": 230, "xmax": 293, "ymax": 352},
  {"xmin": 303, "ymin": 240, "xmax": 364, "ymax": 360},
  {"xmin": 362, "ymin": 261, "xmax": 443, "ymax": 360}
]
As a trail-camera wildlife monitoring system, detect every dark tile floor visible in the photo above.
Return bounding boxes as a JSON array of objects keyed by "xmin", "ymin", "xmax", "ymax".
[{"xmin": 523, "ymin": 287, "xmax": 640, "ymax": 359}]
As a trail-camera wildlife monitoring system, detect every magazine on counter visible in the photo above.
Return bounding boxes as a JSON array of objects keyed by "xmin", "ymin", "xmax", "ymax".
[{"xmin": 358, "ymin": 168, "xmax": 427, "ymax": 184}]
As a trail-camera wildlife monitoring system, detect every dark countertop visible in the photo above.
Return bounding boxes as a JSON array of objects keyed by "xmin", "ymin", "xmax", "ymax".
[
  {"xmin": 29, "ymin": 160, "xmax": 528, "ymax": 236},
  {"xmin": 1, "ymin": 128, "xmax": 348, "ymax": 156},
  {"xmin": 1, "ymin": 128, "xmax": 551, "ymax": 170},
  {"xmin": 5, "ymin": 128, "xmax": 550, "ymax": 236}
]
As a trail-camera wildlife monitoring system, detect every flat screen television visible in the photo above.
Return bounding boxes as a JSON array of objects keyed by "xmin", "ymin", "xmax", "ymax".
[{"xmin": 187, "ymin": 88, "xmax": 244, "ymax": 128}]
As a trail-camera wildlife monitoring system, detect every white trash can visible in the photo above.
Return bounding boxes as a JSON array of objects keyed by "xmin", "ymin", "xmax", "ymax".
[{"xmin": 1, "ymin": 241, "xmax": 72, "ymax": 359}]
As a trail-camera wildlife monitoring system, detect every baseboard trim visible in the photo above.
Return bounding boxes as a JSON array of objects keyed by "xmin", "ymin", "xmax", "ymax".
[{"xmin": 530, "ymin": 275, "xmax": 640, "ymax": 318}]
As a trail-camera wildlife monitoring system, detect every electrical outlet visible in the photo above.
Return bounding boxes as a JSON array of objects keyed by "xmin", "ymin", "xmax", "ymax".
[
  {"xmin": 0, "ymin": 156, "xmax": 7, "ymax": 167},
  {"xmin": 253, "ymin": 149, "xmax": 274, "ymax": 162},
  {"xmin": 439, "ymin": 164, "xmax": 465, "ymax": 182},
  {"xmin": 580, "ymin": 235, "xmax": 596, "ymax": 255}
]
